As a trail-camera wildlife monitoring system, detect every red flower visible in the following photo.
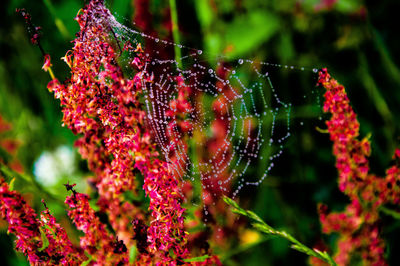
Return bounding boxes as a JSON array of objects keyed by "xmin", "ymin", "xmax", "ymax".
[
  {"xmin": 65, "ymin": 186, "xmax": 128, "ymax": 264},
  {"xmin": 0, "ymin": 179, "xmax": 82, "ymax": 265},
  {"xmin": 315, "ymin": 68, "xmax": 400, "ymax": 265},
  {"xmin": 42, "ymin": 54, "xmax": 52, "ymax": 72},
  {"xmin": 45, "ymin": 0, "xmax": 190, "ymax": 263}
]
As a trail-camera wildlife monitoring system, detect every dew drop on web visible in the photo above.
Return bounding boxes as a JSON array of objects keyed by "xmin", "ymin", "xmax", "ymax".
[{"xmin": 107, "ymin": 8, "xmax": 321, "ymax": 205}]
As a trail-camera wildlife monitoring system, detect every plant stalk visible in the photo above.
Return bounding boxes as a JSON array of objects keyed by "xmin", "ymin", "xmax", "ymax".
[{"xmin": 169, "ymin": 0, "xmax": 182, "ymax": 69}]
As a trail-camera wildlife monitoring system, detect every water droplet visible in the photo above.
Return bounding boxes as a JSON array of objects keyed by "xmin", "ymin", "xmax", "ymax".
[
  {"xmin": 238, "ymin": 59, "xmax": 244, "ymax": 64},
  {"xmin": 197, "ymin": 50, "xmax": 203, "ymax": 55}
]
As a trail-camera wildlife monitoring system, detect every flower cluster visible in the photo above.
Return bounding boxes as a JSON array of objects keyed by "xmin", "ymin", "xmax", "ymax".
[
  {"xmin": 131, "ymin": 1, "xmax": 230, "ymax": 260},
  {"xmin": 64, "ymin": 184, "xmax": 128, "ymax": 264},
  {"xmin": 46, "ymin": 0, "xmax": 190, "ymax": 264},
  {"xmin": 137, "ymin": 158, "xmax": 188, "ymax": 263},
  {"xmin": 314, "ymin": 68, "xmax": 400, "ymax": 265},
  {"xmin": 0, "ymin": 179, "xmax": 81, "ymax": 265},
  {"xmin": 130, "ymin": 30, "xmax": 190, "ymax": 266},
  {"xmin": 0, "ymin": 178, "xmax": 43, "ymax": 263},
  {"xmin": 48, "ymin": 1, "xmax": 141, "ymax": 248}
]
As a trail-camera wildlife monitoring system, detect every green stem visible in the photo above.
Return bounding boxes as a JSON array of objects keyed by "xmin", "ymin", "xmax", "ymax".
[
  {"xmin": 379, "ymin": 206, "xmax": 400, "ymax": 220},
  {"xmin": 47, "ymin": 66, "xmax": 56, "ymax": 80},
  {"xmin": 223, "ymin": 196, "xmax": 337, "ymax": 265},
  {"xmin": 169, "ymin": 0, "xmax": 182, "ymax": 69}
]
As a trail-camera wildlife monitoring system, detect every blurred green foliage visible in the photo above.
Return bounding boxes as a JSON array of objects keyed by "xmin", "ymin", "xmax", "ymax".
[{"xmin": 1, "ymin": 0, "xmax": 400, "ymax": 265}]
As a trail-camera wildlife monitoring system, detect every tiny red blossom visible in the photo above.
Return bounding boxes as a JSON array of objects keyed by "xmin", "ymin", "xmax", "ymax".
[{"xmin": 42, "ymin": 54, "xmax": 52, "ymax": 72}]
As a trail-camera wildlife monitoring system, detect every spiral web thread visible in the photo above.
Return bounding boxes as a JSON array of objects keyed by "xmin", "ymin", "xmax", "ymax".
[{"xmin": 108, "ymin": 12, "xmax": 319, "ymax": 201}]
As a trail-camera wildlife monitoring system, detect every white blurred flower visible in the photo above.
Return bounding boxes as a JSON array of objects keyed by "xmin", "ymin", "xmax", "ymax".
[{"xmin": 34, "ymin": 145, "xmax": 76, "ymax": 186}]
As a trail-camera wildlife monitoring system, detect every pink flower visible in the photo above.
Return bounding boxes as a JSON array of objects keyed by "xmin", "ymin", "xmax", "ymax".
[
  {"xmin": 0, "ymin": 179, "xmax": 82, "ymax": 265},
  {"xmin": 64, "ymin": 183, "xmax": 128, "ymax": 265},
  {"xmin": 42, "ymin": 54, "xmax": 52, "ymax": 72},
  {"xmin": 45, "ymin": 0, "xmax": 190, "ymax": 263},
  {"xmin": 314, "ymin": 69, "xmax": 400, "ymax": 265}
]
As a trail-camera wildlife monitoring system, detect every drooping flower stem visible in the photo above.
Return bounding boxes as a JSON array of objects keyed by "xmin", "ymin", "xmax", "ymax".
[{"xmin": 16, "ymin": 8, "xmax": 56, "ymax": 80}]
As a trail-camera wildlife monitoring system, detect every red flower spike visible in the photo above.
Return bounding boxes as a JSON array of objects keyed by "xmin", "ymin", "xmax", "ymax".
[
  {"xmin": 65, "ymin": 190, "xmax": 128, "ymax": 264},
  {"xmin": 0, "ymin": 179, "xmax": 82, "ymax": 265},
  {"xmin": 314, "ymin": 68, "xmax": 400, "ymax": 266},
  {"xmin": 44, "ymin": 0, "xmax": 191, "ymax": 263},
  {"xmin": 39, "ymin": 199, "xmax": 84, "ymax": 264}
]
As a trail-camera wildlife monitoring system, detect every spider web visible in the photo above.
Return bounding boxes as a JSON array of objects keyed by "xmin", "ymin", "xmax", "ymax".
[{"xmin": 107, "ymin": 11, "xmax": 320, "ymax": 202}]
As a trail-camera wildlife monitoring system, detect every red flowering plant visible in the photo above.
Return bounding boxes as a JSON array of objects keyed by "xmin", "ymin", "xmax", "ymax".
[
  {"xmin": 310, "ymin": 69, "xmax": 400, "ymax": 266},
  {"xmin": 4, "ymin": 0, "xmax": 228, "ymax": 264},
  {"xmin": 48, "ymin": 1, "xmax": 192, "ymax": 264},
  {"xmin": 222, "ymin": 69, "xmax": 400, "ymax": 266},
  {"xmin": 2, "ymin": 0, "xmax": 400, "ymax": 265}
]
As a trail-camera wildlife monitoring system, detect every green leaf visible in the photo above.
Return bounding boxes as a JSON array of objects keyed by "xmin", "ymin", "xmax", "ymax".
[
  {"xmin": 38, "ymin": 227, "xmax": 50, "ymax": 252},
  {"xmin": 81, "ymin": 251, "xmax": 93, "ymax": 266},
  {"xmin": 9, "ymin": 178, "xmax": 15, "ymax": 191},
  {"xmin": 80, "ymin": 259, "xmax": 91, "ymax": 266},
  {"xmin": 379, "ymin": 206, "xmax": 400, "ymax": 220},
  {"xmin": 315, "ymin": 126, "xmax": 329, "ymax": 134},
  {"xmin": 224, "ymin": 11, "xmax": 280, "ymax": 58},
  {"xmin": 291, "ymin": 244, "xmax": 314, "ymax": 257},
  {"xmin": 42, "ymin": 0, "xmax": 73, "ymax": 40},
  {"xmin": 43, "ymin": 224, "xmax": 57, "ymax": 239},
  {"xmin": 129, "ymin": 245, "xmax": 137, "ymax": 264},
  {"xmin": 278, "ymin": 32, "xmax": 295, "ymax": 62},
  {"xmin": 251, "ymin": 223, "xmax": 273, "ymax": 235},
  {"xmin": 183, "ymin": 255, "xmax": 211, "ymax": 263},
  {"xmin": 222, "ymin": 195, "xmax": 240, "ymax": 209},
  {"xmin": 246, "ymin": 210, "xmax": 263, "ymax": 223}
]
